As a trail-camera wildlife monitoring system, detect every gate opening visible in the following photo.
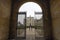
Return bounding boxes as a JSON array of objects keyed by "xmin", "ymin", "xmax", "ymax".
[{"xmin": 17, "ymin": 2, "xmax": 44, "ymax": 40}]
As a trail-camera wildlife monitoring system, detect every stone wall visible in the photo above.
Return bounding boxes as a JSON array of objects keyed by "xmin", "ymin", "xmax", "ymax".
[
  {"xmin": 50, "ymin": 0, "xmax": 60, "ymax": 40},
  {"xmin": 0, "ymin": 0, "xmax": 11, "ymax": 40}
]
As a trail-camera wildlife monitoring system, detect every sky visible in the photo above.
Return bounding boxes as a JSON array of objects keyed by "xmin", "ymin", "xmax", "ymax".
[
  {"xmin": 18, "ymin": 15, "xmax": 25, "ymax": 24},
  {"xmin": 18, "ymin": 2, "xmax": 42, "ymax": 24},
  {"xmin": 19, "ymin": 2, "xmax": 42, "ymax": 17}
]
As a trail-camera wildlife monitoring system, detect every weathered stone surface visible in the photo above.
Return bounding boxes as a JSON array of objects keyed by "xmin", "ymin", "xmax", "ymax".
[
  {"xmin": 50, "ymin": 0, "xmax": 60, "ymax": 40},
  {"xmin": 0, "ymin": 0, "xmax": 11, "ymax": 40}
]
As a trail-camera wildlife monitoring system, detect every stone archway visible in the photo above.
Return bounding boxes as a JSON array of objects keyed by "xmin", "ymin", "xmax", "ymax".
[{"xmin": 9, "ymin": 0, "xmax": 53, "ymax": 40}]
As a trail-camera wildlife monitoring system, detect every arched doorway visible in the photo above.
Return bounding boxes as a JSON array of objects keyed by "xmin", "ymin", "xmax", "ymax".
[
  {"xmin": 17, "ymin": 2, "xmax": 44, "ymax": 40},
  {"xmin": 9, "ymin": 0, "xmax": 53, "ymax": 40}
]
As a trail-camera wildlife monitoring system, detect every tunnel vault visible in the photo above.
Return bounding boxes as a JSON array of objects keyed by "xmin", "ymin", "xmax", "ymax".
[{"xmin": 9, "ymin": 0, "xmax": 53, "ymax": 40}]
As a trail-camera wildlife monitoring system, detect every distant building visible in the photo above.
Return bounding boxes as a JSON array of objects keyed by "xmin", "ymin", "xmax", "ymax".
[
  {"xmin": 35, "ymin": 18, "xmax": 43, "ymax": 27},
  {"xmin": 35, "ymin": 12, "xmax": 43, "ymax": 26},
  {"xmin": 26, "ymin": 17, "xmax": 35, "ymax": 26}
]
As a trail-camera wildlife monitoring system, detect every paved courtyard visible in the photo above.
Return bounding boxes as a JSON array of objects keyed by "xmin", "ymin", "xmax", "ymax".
[{"xmin": 16, "ymin": 28, "xmax": 45, "ymax": 40}]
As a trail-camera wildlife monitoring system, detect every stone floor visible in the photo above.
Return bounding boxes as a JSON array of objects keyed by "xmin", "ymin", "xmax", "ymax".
[
  {"xmin": 11, "ymin": 28, "xmax": 45, "ymax": 40},
  {"xmin": 26, "ymin": 28, "xmax": 35, "ymax": 40},
  {"xmin": 26, "ymin": 28, "xmax": 45, "ymax": 40}
]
